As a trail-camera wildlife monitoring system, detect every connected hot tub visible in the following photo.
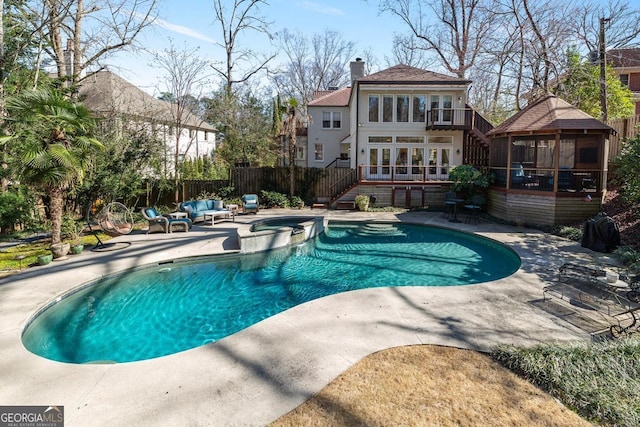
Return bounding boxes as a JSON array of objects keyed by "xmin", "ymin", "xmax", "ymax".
[{"xmin": 237, "ymin": 216, "xmax": 325, "ymax": 253}]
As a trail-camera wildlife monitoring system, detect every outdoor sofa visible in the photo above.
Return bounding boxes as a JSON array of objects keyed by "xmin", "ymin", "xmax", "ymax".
[{"xmin": 179, "ymin": 199, "xmax": 234, "ymax": 224}]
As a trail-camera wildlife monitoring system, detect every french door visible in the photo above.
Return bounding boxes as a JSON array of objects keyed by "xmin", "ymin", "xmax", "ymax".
[
  {"xmin": 430, "ymin": 95, "xmax": 453, "ymax": 124},
  {"xmin": 428, "ymin": 147, "xmax": 451, "ymax": 179},
  {"xmin": 367, "ymin": 147, "xmax": 391, "ymax": 179}
]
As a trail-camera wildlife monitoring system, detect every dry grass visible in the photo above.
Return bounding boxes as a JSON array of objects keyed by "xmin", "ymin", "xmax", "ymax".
[{"xmin": 270, "ymin": 345, "xmax": 591, "ymax": 427}]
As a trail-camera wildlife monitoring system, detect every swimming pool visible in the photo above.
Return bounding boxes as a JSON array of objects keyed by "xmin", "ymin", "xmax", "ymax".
[{"xmin": 22, "ymin": 221, "xmax": 520, "ymax": 364}]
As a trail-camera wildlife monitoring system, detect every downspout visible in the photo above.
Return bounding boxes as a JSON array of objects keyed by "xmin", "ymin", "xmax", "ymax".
[
  {"xmin": 553, "ymin": 131, "xmax": 560, "ymax": 193},
  {"xmin": 355, "ymin": 83, "xmax": 360, "ymax": 175},
  {"xmin": 506, "ymin": 135, "xmax": 512, "ymax": 190}
]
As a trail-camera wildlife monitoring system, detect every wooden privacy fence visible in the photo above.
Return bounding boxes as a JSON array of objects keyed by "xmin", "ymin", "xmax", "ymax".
[
  {"xmin": 228, "ymin": 167, "xmax": 356, "ymax": 202},
  {"xmin": 608, "ymin": 114, "xmax": 640, "ymax": 160},
  {"xmin": 140, "ymin": 167, "xmax": 357, "ymax": 207}
]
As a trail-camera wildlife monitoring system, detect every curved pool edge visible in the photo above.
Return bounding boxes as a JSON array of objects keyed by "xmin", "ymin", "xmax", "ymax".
[
  {"xmin": 22, "ymin": 221, "xmax": 521, "ymax": 364},
  {"xmin": 0, "ymin": 210, "xmax": 596, "ymax": 426}
]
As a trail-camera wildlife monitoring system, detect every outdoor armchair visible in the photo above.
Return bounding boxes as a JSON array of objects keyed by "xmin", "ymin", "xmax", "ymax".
[
  {"xmin": 141, "ymin": 207, "xmax": 192, "ymax": 234},
  {"xmin": 241, "ymin": 194, "xmax": 259, "ymax": 214}
]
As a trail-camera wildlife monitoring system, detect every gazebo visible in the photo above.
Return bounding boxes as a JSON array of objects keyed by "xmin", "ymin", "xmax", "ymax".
[{"xmin": 486, "ymin": 95, "xmax": 615, "ymax": 226}]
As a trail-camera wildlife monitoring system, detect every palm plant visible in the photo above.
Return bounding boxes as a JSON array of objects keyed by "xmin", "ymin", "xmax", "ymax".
[
  {"xmin": 276, "ymin": 98, "xmax": 305, "ymax": 197},
  {"xmin": 1, "ymin": 88, "xmax": 103, "ymax": 244}
]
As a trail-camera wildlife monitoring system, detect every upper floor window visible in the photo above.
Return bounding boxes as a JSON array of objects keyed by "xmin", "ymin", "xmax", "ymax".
[
  {"xmin": 413, "ymin": 95, "xmax": 426, "ymax": 122},
  {"xmin": 367, "ymin": 94, "xmax": 428, "ymax": 123},
  {"xmin": 396, "ymin": 95, "xmax": 409, "ymax": 122},
  {"xmin": 620, "ymin": 73, "xmax": 629, "ymax": 87},
  {"xmin": 383, "ymin": 95, "xmax": 394, "ymax": 122},
  {"xmin": 322, "ymin": 111, "xmax": 341, "ymax": 129},
  {"xmin": 369, "ymin": 95, "xmax": 379, "ymax": 122}
]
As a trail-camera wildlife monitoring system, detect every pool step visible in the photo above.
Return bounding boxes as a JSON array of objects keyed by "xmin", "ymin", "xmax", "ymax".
[{"xmin": 347, "ymin": 224, "xmax": 407, "ymax": 238}]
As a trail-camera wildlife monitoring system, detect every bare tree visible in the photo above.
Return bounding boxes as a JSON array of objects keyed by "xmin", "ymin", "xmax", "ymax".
[
  {"xmin": 385, "ymin": 33, "xmax": 436, "ymax": 69},
  {"xmin": 211, "ymin": 0, "xmax": 276, "ymax": 99},
  {"xmin": 152, "ymin": 42, "xmax": 212, "ymax": 204},
  {"xmin": 380, "ymin": 0, "xmax": 495, "ymax": 78},
  {"xmin": 272, "ymin": 28, "xmax": 356, "ymax": 106},
  {"xmin": 571, "ymin": 0, "xmax": 640, "ymax": 54},
  {"xmin": 27, "ymin": 0, "xmax": 158, "ymax": 87}
]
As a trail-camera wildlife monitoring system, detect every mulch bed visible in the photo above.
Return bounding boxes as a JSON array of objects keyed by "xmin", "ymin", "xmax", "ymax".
[{"xmin": 602, "ymin": 187, "xmax": 640, "ymax": 248}]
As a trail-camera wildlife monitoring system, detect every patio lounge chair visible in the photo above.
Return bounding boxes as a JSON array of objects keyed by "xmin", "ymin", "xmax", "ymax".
[
  {"xmin": 141, "ymin": 207, "xmax": 192, "ymax": 234},
  {"xmin": 241, "ymin": 194, "xmax": 259, "ymax": 214}
]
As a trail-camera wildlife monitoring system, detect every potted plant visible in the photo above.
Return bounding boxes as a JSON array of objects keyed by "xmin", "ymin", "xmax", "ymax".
[
  {"xmin": 69, "ymin": 223, "xmax": 85, "ymax": 254},
  {"xmin": 355, "ymin": 194, "xmax": 370, "ymax": 211},
  {"xmin": 60, "ymin": 213, "xmax": 84, "ymax": 256},
  {"xmin": 37, "ymin": 253, "xmax": 53, "ymax": 265},
  {"xmin": 50, "ymin": 242, "xmax": 70, "ymax": 260}
]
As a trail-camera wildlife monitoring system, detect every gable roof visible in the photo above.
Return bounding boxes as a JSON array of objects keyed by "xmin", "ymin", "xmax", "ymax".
[
  {"xmin": 607, "ymin": 48, "xmax": 640, "ymax": 69},
  {"xmin": 308, "ymin": 87, "xmax": 351, "ymax": 106},
  {"xmin": 357, "ymin": 64, "xmax": 471, "ymax": 85},
  {"xmin": 487, "ymin": 95, "xmax": 614, "ymax": 136},
  {"xmin": 78, "ymin": 70, "xmax": 216, "ymax": 131}
]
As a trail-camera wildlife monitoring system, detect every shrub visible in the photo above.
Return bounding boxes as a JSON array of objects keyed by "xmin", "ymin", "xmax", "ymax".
[
  {"xmin": 260, "ymin": 190, "xmax": 289, "ymax": 208},
  {"xmin": 60, "ymin": 213, "xmax": 84, "ymax": 244},
  {"xmin": 216, "ymin": 185, "xmax": 235, "ymax": 200},
  {"xmin": 553, "ymin": 225, "xmax": 583, "ymax": 242},
  {"xmin": 614, "ymin": 246, "xmax": 640, "ymax": 271},
  {"xmin": 449, "ymin": 165, "xmax": 490, "ymax": 200},
  {"xmin": 289, "ymin": 195, "xmax": 304, "ymax": 209},
  {"xmin": 355, "ymin": 194, "xmax": 369, "ymax": 211},
  {"xmin": 0, "ymin": 187, "xmax": 38, "ymax": 234}
]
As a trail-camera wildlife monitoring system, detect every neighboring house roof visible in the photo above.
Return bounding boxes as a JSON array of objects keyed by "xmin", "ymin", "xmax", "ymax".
[
  {"xmin": 487, "ymin": 95, "xmax": 614, "ymax": 136},
  {"xmin": 607, "ymin": 48, "xmax": 640, "ymax": 69},
  {"xmin": 357, "ymin": 64, "xmax": 471, "ymax": 85},
  {"xmin": 78, "ymin": 70, "xmax": 216, "ymax": 131},
  {"xmin": 309, "ymin": 87, "xmax": 351, "ymax": 106}
]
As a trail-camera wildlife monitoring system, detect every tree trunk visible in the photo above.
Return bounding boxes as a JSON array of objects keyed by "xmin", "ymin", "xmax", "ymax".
[{"xmin": 48, "ymin": 186, "xmax": 64, "ymax": 244}]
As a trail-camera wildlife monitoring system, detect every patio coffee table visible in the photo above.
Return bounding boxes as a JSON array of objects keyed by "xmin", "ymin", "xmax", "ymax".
[{"xmin": 202, "ymin": 209, "xmax": 235, "ymax": 225}]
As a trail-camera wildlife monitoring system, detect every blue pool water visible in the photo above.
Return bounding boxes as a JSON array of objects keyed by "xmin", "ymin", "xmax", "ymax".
[{"xmin": 22, "ymin": 222, "xmax": 520, "ymax": 364}]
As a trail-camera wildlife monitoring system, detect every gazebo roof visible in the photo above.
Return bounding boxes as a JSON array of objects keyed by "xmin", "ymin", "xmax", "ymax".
[{"xmin": 487, "ymin": 95, "xmax": 614, "ymax": 136}]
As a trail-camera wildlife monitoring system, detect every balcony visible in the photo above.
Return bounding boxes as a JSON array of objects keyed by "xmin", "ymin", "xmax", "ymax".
[{"xmin": 426, "ymin": 108, "xmax": 472, "ymax": 131}]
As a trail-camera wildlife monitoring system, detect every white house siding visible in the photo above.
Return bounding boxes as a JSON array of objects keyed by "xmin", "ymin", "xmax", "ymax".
[
  {"xmin": 307, "ymin": 105, "xmax": 350, "ymax": 168},
  {"xmin": 352, "ymin": 85, "xmax": 467, "ymax": 179}
]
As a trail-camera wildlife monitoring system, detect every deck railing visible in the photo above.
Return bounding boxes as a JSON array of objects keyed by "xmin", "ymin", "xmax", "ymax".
[
  {"xmin": 358, "ymin": 164, "xmax": 452, "ymax": 182},
  {"xmin": 426, "ymin": 108, "xmax": 470, "ymax": 130}
]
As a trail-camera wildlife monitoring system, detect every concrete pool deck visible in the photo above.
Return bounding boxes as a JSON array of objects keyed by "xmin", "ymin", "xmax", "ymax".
[{"xmin": 0, "ymin": 209, "xmax": 621, "ymax": 426}]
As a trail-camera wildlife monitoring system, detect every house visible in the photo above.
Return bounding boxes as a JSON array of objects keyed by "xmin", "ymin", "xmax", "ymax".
[
  {"xmin": 486, "ymin": 95, "xmax": 614, "ymax": 226},
  {"xmin": 307, "ymin": 60, "xmax": 491, "ymax": 208},
  {"xmin": 307, "ymin": 87, "xmax": 351, "ymax": 168},
  {"xmin": 607, "ymin": 48, "xmax": 640, "ymax": 114},
  {"xmin": 78, "ymin": 70, "xmax": 217, "ymax": 176}
]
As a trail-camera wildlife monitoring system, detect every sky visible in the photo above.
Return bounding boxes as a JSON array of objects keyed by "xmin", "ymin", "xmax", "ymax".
[{"xmin": 109, "ymin": 0, "xmax": 396, "ymax": 96}]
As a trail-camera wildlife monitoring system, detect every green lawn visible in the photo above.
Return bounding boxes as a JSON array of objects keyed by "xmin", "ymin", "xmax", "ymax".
[{"xmin": 0, "ymin": 233, "xmax": 111, "ymax": 272}]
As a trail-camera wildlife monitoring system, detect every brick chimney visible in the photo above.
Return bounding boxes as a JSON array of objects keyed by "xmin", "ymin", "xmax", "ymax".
[{"xmin": 350, "ymin": 58, "xmax": 365, "ymax": 85}]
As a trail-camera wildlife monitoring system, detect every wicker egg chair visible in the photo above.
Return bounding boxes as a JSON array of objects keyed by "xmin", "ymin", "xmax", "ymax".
[{"xmin": 88, "ymin": 202, "xmax": 133, "ymax": 251}]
